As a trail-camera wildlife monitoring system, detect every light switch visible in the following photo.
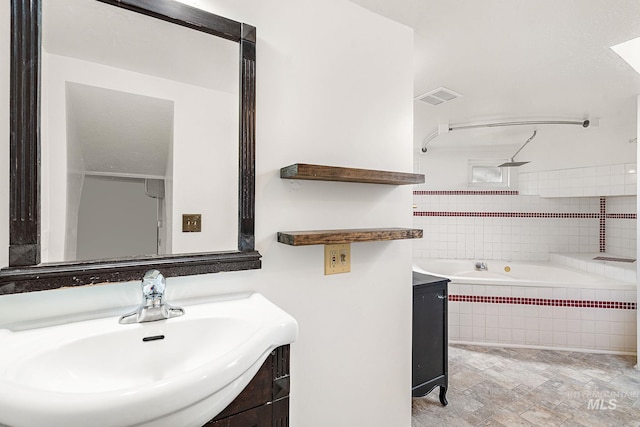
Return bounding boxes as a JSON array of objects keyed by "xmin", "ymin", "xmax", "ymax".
[{"xmin": 182, "ymin": 214, "xmax": 201, "ymax": 232}]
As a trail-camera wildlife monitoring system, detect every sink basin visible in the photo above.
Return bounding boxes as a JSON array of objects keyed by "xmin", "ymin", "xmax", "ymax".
[{"xmin": 0, "ymin": 292, "xmax": 298, "ymax": 427}]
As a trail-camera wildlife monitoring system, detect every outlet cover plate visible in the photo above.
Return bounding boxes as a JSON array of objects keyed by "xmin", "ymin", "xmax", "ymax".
[{"xmin": 324, "ymin": 243, "xmax": 350, "ymax": 275}]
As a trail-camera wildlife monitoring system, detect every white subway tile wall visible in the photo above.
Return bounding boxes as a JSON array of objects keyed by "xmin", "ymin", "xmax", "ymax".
[
  {"xmin": 606, "ymin": 196, "xmax": 637, "ymax": 258},
  {"xmin": 413, "ymin": 163, "xmax": 636, "ymax": 261},
  {"xmin": 413, "ymin": 194, "xmax": 600, "ymax": 261}
]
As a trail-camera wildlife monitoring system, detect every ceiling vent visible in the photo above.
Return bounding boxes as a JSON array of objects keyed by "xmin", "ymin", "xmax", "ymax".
[{"xmin": 416, "ymin": 87, "xmax": 463, "ymax": 106}]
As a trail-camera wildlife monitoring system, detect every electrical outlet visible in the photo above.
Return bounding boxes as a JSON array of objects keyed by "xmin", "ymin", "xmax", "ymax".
[
  {"xmin": 182, "ymin": 214, "xmax": 201, "ymax": 232},
  {"xmin": 324, "ymin": 243, "xmax": 350, "ymax": 275}
]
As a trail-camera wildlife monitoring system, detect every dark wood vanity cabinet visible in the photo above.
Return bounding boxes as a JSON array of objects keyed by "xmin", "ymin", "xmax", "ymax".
[
  {"xmin": 412, "ymin": 272, "xmax": 449, "ymax": 405},
  {"xmin": 204, "ymin": 345, "xmax": 290, "ymax": 427}
]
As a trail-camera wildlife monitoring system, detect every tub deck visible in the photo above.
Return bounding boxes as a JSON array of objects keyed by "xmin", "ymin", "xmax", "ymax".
[{"xmin": 413, "ymin": 256, "xmax": 635, "ymax": 290}]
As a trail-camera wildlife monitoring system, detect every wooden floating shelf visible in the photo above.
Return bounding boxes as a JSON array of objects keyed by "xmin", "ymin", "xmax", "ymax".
[
  {"xmin": 277, "ymin": 228, "xmax": 423, "ymax": 246},
  {"xmin": 280, "ymin": 163, "xmax": 425, "ymax": 185}
]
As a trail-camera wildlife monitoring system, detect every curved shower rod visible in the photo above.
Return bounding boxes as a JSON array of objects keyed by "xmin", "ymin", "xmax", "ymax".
[{"xmin": 420, "ymin": 119, "xmax": 590, "ymax": 153}]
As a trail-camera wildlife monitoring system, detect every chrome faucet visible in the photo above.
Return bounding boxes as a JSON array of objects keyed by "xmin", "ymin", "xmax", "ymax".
[
  {"xmin": 475, "ymin": 261, "xmax": 488, "ymax": 271},
  {"xmin": 119, "ymin": 269, "xmax": 185, "ymax": 324}
]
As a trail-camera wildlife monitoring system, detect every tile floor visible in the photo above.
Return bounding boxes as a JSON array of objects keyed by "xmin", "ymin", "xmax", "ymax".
[{"xmin": 412, "ymin": 344, "xmax": 640, "ymax": 426}]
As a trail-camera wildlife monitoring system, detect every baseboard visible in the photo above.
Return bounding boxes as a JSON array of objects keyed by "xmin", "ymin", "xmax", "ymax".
[{"xmin": 449, "ymin": 339, "xmax": 637, "ymax": 356}]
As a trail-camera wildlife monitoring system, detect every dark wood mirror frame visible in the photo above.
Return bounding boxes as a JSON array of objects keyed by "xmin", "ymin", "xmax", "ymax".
[{"xmin": 0, "ymin": 0, "xmax": 260, "ymax": 294}]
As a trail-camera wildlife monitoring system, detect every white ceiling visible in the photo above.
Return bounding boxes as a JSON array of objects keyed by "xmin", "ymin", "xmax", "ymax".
[{"xmin": 350, "ymin": 0, "xmax": 640, "ymax": 150}]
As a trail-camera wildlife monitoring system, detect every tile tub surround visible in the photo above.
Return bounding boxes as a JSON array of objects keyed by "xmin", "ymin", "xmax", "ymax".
[
  {"xmin": 412, "ymin": 344, "xmax": 640, "ymax": 427},
  {"xmin": 414, "ymin": 258, "xmax": 636, "ymax": 353},
  {"xmin": 447, "ymin": 282, "xmax": 637, "ymax": 354},
  {"xmin": 606, "ymin": 196, "xmax": 638, "ymax": 258},
  {"xmin": 413, "ymin": 191, "xmax": 637, "ymax": 261},
  {"xmin": 550, "ymin": 252, "xmax": 636, "ymax": 284}
]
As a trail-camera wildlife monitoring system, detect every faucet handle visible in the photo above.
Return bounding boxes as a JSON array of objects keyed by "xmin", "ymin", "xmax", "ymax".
[
  {"xmin": 474, "ymin": 261, "xmax": 487, "ymax": 270},
  {"xmin": 142, "ymin": 269, "xmax": 165, "ymax": 298},
  {"xmin": 120, "ymin": 269, "xmax": 183, "ymax": 324}
]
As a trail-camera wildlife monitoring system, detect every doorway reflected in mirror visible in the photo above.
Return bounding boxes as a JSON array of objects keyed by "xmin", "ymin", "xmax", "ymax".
[{"xmin": 41, "ymin": 0, "xmax": 239, "ymax": 263}]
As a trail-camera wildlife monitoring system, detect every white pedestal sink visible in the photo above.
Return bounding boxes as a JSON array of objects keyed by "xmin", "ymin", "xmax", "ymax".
[{"xmin": 0, "ymin": 292, "xmax": 298, "ymax": 427}]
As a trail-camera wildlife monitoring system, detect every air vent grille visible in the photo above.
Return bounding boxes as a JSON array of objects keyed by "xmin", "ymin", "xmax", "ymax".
[
  {"xmin": 416, "ymin": 87, "xmax": 462, "ymax": 106},
  {"xmin": 420, "ymin": 95, "xmax": 444, "ymax": 105}
]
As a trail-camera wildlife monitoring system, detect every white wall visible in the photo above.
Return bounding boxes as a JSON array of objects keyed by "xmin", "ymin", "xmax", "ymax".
[
  {"xmin": 415, "ymin": 145, "xmax": 519, "ymax": 189},
  {"xmin": 519, "ymin": 118, "xmax": 637, "ymax": 172},
  {"xmin": 42, "ymin": 54, "xmax": 238, "ymax": 261},
  {"xmin": 415, "ymin": 124, "xmax": 637, "ymax": 189},
  {"xmin": 414, "ymin": 100, "xmax": 638, "ymax": 173},
  {"xmin": 62, "ymin": 109, "xmax": 85, "ymax": 261},
  {"xmin": 0, "ymin": 1, "xmax": 414, "ymax": 426}
]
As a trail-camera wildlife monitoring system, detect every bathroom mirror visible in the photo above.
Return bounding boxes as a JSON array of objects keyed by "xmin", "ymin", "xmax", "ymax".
[
  {"xmin": 42, "ymin": 0, "xmax": 241, "ymax": 262},
  {"xmin": 1, "ymin": 0, "xmax": 260, "ymax": 293}
]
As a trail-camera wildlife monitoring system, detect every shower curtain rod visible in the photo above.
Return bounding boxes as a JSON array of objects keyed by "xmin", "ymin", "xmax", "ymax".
[{"xmin": 421, "ymin": 119, "xmax": 590, "ymax": 153}]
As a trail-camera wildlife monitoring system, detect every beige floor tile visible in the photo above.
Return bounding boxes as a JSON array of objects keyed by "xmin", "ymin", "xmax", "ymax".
[
  {"xmin": 412, "ymin": 344, "xmax": 640, "ymax": 427},
  {"xmin": 489, "ymin": 408, "xmax": 538, "ymax": 426}
]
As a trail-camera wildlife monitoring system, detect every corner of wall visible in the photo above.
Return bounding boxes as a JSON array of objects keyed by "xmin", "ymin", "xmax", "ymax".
[
  {"xmin": 0, "ymin": 1, "xmax": 9, "ymax": 269},
  {"xmin": 636, "ymin": 94, "xmax": 639, "ymax": 363}
]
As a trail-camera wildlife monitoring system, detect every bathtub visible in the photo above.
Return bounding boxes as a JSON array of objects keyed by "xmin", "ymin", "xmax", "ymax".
[
  {"xmin": 412, "ymin": 258, "xmax": 637, "ymax": 354},
  {"xmin": 413, "ymin": 258, "xmax": 634, "ymax": 289}
]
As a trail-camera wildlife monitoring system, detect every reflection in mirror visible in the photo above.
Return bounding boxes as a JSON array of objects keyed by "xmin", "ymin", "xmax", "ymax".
[
  {"xmin": 3, "ymin": 0, "xmax": 259, "ymax": 293},
  {"xmin": 65, "ymin": 84, "xmax": 173, "ymax": 261},
  {"xmin": 76, "ymin": 175, "xmax": 160, "ymax": 260},
  {"xmin": 42, "ymin": 0, "xmax": 239, "ymax": 263}
]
